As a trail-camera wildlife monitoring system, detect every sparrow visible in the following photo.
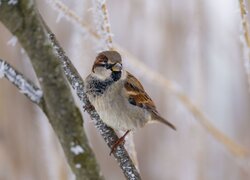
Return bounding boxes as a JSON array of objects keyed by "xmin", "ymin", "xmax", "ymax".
[{"xmin": 84, "ymin": 51, "xmax": 176, "ymax": 154}]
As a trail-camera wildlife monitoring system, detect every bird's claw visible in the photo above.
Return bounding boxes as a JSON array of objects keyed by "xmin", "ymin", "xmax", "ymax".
[
  {"xmin": 109, "ymin": 130, "xmax": 130, "ymax": 155},
  {"xmin": 109, "ymin": 137, "xmax": 126, "ymax": 155}
]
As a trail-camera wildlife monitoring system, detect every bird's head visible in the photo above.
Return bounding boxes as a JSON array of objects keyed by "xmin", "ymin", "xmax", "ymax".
[{"xmin": 92, "ymin": 51, "xmax": 123, "ymax": 81}]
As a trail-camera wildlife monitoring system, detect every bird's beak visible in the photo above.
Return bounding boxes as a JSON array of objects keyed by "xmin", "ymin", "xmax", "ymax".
[{"xmin": 111, "ymin": 63, "xmax": 122, "ymax": 72}]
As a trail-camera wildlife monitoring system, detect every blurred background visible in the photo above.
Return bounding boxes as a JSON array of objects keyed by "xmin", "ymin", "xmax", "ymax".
[{"xmin": 0, "ymin": 0, "xmax": 250, "ymax": 179}]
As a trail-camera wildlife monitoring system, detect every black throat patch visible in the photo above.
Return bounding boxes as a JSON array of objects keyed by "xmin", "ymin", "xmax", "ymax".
[
  {"xmin": 85, "ymin": 71, "xmax": 122, "ymax": 97},
  {"xmin": 85, "ymin": 77, "xmax": 114, "ymax": 96},
  {"xmin": 111, "ymin": 71, "xmax": 121, "ymax": 81}
]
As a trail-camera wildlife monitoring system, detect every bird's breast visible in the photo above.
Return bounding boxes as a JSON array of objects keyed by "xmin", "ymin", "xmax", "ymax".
[{"xmin": 89, "ymin": 81, "xmax": 149, "ymax": 130}]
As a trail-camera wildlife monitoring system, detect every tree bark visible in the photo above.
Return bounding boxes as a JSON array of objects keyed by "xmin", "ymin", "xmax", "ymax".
[{"xmin": 0, "ymin": 1, "xmax": 103, "ymax": 179}]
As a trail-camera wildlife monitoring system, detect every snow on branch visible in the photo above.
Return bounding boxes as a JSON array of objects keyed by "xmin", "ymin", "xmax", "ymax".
[
  {"xmin": 0, "ymin": 59, "xmax": 43, "ymax": 104},
  {"xmin": 48, "ymin": 33, "xmax": 141, "ymax": 180}
]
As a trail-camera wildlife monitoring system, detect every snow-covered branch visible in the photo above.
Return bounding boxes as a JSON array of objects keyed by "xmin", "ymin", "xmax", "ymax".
[
  {"xmin": 48, "ymin": 33, "xmax": 141, "ymax": 180},
  {"xmin": 0, "ymin": 59, "xmax": 43, "ymax": 104}
]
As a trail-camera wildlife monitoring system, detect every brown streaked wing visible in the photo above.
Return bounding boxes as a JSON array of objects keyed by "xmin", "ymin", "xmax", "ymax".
[{"xmin": 125, "ymin": 72, "xmax": 156, "ymax": 111}]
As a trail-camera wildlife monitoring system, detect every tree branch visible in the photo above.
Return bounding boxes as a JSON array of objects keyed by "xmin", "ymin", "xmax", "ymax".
[
  {"xmin": 48, "ymin": 32, "xmax": 141, "ymax": 180},
  {"xmin": 0, "ymin": 59, "xmax": 43, "ymax": 104},
  {"xmin": 0, "ymin": 1, "xmax": 103, "ymax": 179},
  {"xmin": 0, "ymin": 0, "xmax": 141, "ymax": 179},
  {"xmin": 48, "ymin": 0, "xmax": 141, "ymax": 178}
]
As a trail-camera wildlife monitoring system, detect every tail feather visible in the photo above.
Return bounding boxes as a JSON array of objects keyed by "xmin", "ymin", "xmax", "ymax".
[{"xmin": 152, "ymin": 112, "xmax": 176, "ymax": 130}]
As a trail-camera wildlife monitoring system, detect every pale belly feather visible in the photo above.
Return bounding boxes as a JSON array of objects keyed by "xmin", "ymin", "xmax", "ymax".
[{"xmin": 88, "ymin": 81, "xmax": 149, "ymax": 130}]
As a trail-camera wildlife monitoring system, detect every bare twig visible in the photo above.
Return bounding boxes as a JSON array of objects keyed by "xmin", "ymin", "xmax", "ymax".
[
  {"xmin": 48, "ymin": 33, "xmax": 141, "ymax": 180},
  {"xmin": 0, "ymin": 59, "xmax": 43, "ymax": 104}
]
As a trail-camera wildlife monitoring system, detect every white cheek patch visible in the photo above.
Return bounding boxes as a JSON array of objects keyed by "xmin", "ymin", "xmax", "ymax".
[{"xmin": 93, "ymin": 67, "xmax": 112, "ymax": 80}]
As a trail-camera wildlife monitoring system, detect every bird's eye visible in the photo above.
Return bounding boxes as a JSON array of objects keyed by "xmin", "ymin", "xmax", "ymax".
[{"xmin": 102, "ymin": 58, "xmax": 108, "ymax": 64}]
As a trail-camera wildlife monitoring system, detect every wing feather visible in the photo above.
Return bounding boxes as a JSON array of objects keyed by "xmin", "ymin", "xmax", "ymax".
[
  {"xmin": 124, "ymin": 72, "xmax": 176, "ymax": 130},
  {"xmin": 124, "ymin": 72, "xmax": 156, "ymax": 111}
]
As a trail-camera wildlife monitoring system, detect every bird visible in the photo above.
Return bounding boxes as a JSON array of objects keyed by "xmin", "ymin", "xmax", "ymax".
[{"xmin": 84, "ymin": 50, "xmax": 176, "ymax": 154}]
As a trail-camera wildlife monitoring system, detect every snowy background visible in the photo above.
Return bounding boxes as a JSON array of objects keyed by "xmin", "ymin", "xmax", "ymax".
[{"xmin": 0, "ymin": 0, "xmax": 250, "ymax": 179}]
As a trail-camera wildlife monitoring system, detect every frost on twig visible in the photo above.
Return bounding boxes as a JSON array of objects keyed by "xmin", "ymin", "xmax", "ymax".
[
  {"xmin": 239, "ymin": 0, "xmax": 250, "ymax": 92},
  {"xmin": 47, "ymin": 32, "xmax": 141, "ymax": 180},
  {"xmin": 46, "ymin": 0, "xmax": 99, "ymax": 39},
  {"xmin": 92, "ymin": 0, "xmax": 113, "ymax": 50},
  {"xmin": 0, "ymin": 59, "xmax": 43, "ymax": 104}
]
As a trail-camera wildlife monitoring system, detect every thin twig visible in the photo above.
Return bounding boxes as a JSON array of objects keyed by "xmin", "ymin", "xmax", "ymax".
[
  {"xmin": 47, "ymin": 0, "xmax": 99, "ymax": 39},
  {"xmin": 123, "ymin": 132, "xmax": 140, "ymax": 171},
  {"xmin": 47, "ymin": 0, "xmax": 249, "ymax": 158},
  {"xmin": 0, "ymin": 59, "xmax": 43, "ymax": 104},
  {"xmin": 239, "ymin": 0, "xmax": 250, "ymax": 92},
  {"xmin": 92, "ymin": 0, "xmax": 113, "ymax": 50},
  {"xmin": 47, "ymin": 33, "xmax": 141, "ymax": 180}
]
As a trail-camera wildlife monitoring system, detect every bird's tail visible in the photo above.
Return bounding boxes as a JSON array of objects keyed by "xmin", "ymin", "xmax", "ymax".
[{"xmin": 151, "ymin": 112, "xmax": 176, "ymax": 130}]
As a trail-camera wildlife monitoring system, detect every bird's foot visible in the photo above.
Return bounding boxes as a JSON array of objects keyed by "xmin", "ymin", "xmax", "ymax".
[{"xmin": 110, "ymin": 130, "xmax": 130, "ymax": 155}]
